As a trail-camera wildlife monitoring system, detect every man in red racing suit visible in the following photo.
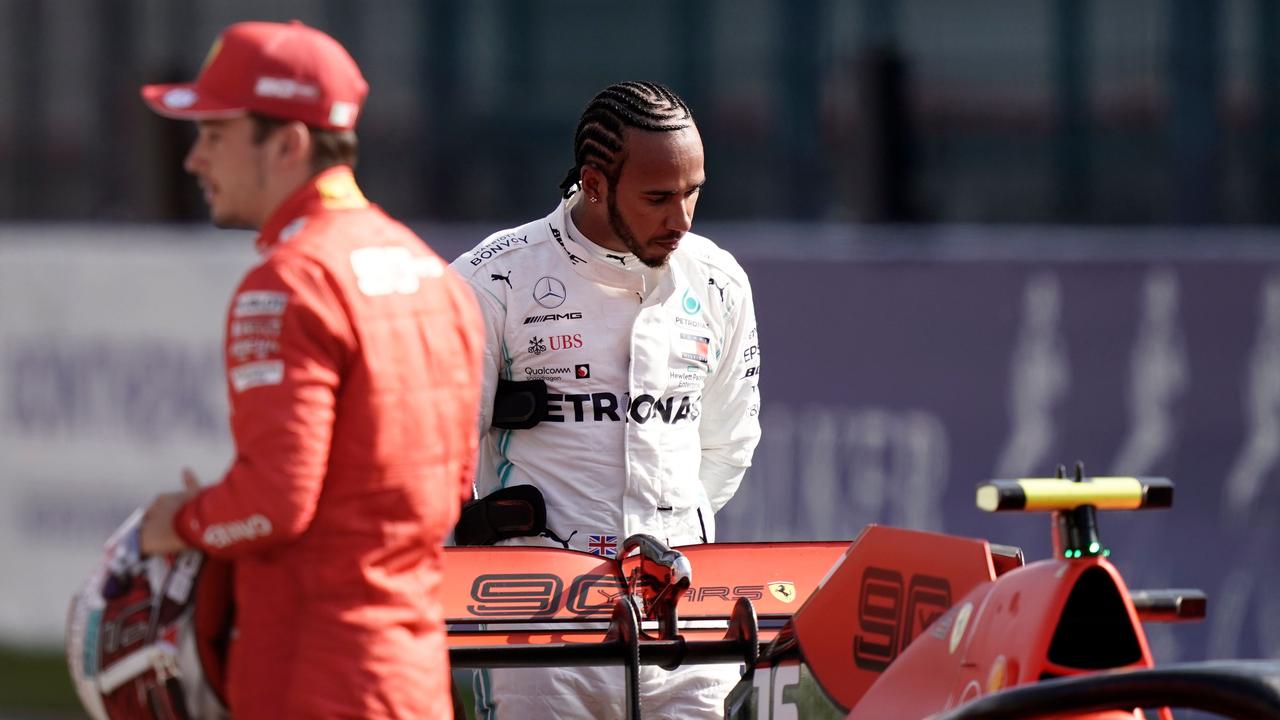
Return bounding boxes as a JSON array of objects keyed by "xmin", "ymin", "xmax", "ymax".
[{"xmin": 137, "ymin": 21, "xmax": 483, "ymax": 719}]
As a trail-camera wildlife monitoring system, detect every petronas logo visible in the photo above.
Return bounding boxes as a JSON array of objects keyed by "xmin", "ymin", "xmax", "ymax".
[{"xmin": 681, "ymin": 289, "xmax": 702, "ymax": 316}]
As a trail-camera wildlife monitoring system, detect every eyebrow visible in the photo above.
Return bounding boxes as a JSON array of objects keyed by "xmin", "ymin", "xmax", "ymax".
[
  {"xmin": 641, "ymin": 180, "xmax": 706, "ymax": 197},
  {"xmin": 196, "ymin": 119, "xmax": 234, "ymax": 131}
]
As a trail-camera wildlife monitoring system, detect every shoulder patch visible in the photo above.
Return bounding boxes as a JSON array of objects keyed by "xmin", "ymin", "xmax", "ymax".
[
  {"xmin": 229, "ymin": 359, "xmax": 284, "ymax": 392},
  {"xmin": 233, "ymin": 290, "xmax": 289, "ymax": 318},
  {"xmin": 350, "ymin": 246, "xmax": 444, "ymax": 297},
  {"xmin": 465, "ymin": 232, "xmax": 532, "ymax": 268}
]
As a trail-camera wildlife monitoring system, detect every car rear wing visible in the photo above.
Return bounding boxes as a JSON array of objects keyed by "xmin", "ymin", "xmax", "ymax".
[
  {"xmin": 442, "ymin": 538, "xmax": 848, "ymax": 719},
  {"xmin": 441, "ymin": 540, "xmax": 848, "ymax": 657}
]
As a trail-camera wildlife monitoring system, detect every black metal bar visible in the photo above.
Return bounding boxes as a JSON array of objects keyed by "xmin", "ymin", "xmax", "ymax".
[
  {"xmin": 620, "ymin": 534, "xmax": 692, "ymax": 641},
  {"xmin": 778, "ymin": 0, "xmax": 824, "ymax": 218},
  {"xmin": 1056, "ymin": 462, "xmax": 1103, "ymax": 558},
  {"xmin": 673, "ymin": 0, "xmax": 711, "ymax": 120},
  {"xmin": 1051, "ymin": 0, "xmax": 1092, "ymax": 221},
  {"xmin": 419, "ymin": 0, "xmax": 461, "ymax": 218},
  {"xmin": 855, "ymin": 0, "xmax": 912, "ymax": 222},
  {"xmin": 11, "ymin": 0, "xmax": 44, "ymax": 218},
  {"xmin": 449, "ymin": 638, "xmax": 763, "ymax": 669},
  {"xmin": 447, "ymin": 614, "xmax": 792, "ymax": 629},
  {"xmin": 1131, "ymin": 589, "xmax": 1208, "ymax": 622},
  {"xmin": 602, "ymin": 596, "xmax": 642, "ymax": 720},
  {"xmin": 931, "ymin": 660, "xmax": 1280, "ymax": 720},
  {"xmin": 1257, "ymin": 0, "xmax": 1280, "ymax": 223},
  {"xmin": 726, "ymin": 597, "xmax": 760, "ymax": 669},
  {"xmin": 1167, "ymin": 0, "xmax": 1222, "ymax": 224}
]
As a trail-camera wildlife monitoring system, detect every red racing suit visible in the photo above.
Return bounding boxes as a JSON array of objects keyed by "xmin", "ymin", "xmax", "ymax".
[{"xmin": 173, "ymin": 167, "xmax": 483, "ymax": 719}]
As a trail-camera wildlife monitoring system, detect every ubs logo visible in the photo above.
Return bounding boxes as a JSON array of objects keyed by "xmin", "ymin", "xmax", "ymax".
[
  {"xmin": 534, "ymin": 277, "xmax": 567, "ymax": 308},
  {"xmin": 549, "ymin": 334, "xmax": 583, "ymax": 350}
]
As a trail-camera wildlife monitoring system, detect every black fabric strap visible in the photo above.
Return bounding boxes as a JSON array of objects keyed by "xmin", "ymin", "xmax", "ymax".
[
  {"xmin": 492, "ymin": 378, "xmax": 548, "ymax": 430},
  {"xmin": 454, "ymin": 484, "xmax": 549, "ymax": 546}
]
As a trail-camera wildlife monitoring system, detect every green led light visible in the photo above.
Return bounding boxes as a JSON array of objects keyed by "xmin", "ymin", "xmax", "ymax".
[
  {"xmin": 1088, "ymin": 542, "xmax": 1101, "ymax": 554},
  {"xmin": 1103, "ymin": 549, "xmax": 1111, "ymax": 557}
]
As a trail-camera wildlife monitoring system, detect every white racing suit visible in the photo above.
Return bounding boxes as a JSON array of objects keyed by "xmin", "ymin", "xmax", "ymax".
[{"xmin": 451, "ymin": 194, "xmax": 762, "ymax": 719}]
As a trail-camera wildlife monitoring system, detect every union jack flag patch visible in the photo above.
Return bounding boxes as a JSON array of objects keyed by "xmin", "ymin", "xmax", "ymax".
[{"xmin": 586, "ymin": 534, "xmax": 618, "ymax": 557}]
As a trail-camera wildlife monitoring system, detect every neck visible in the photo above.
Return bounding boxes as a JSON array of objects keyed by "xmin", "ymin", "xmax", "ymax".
[
  {"xmin": 569, "ymin": 199, "xmax": 627, "ymax": 253},
  {"xmin": 254, "ymin": 166, "xmax": 317, "ymax": 229}
]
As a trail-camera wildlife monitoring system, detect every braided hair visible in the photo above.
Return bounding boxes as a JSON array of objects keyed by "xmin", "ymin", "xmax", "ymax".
[{"xmin": 559, "ymin": 81, "xmax": 694, "ymax": 198}]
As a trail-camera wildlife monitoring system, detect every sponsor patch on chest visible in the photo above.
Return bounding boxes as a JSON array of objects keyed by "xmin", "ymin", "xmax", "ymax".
[
  {"xmin": 678, "ymin": 332, "xmax": 710, "ymax": 364},
  {"xmin": 469, "ymin": 234, "xmax": 529, "ymax": 266},
  {"xmin": 229, "ymin": 359, "xmax": 284, "ymax": 392},
  {"xmin": 525, "ymin": 333, "xmax": 583, "ymax": 356},
  {"xmin": 233, "ymin": 291, "xmax": 288, "ymax": 318},
  {"xmin": 586, "ymin": 534, "xmax": 618, "ymax": 557}
]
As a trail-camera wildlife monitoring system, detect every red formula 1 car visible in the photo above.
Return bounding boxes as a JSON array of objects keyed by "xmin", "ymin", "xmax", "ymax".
[{"xmin": 443, "ymin": 471, "xmax": 1280, "ymax": 719}]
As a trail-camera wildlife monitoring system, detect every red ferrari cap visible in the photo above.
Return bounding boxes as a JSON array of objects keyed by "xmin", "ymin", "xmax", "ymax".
[{"xmin": 140, "ymin": 21, "xmax": 368, "ymax": 131}]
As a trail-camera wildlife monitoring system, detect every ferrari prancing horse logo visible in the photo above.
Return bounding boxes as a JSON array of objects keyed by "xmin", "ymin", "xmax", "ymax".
[{"xmin": 769, "ymin": 581, "xmax": 797, "ymax": 603}]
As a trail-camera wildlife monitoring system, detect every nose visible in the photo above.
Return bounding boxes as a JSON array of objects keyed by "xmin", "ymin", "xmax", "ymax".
[
  {"xmin": 667, "ymin": 197, "xmax": 693, "ymax": 234},
  {"xmin": 183, "ymin": 137, "xmax": 204, "ymax": 175}
]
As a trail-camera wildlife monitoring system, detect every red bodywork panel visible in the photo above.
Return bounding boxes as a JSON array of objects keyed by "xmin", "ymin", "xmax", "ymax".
[
  {"xmin": 790, "ymin": 525, "xmax": 1000, "ymax": 711},
  {"xmin": 847, "ymin": 556, "xmax": 1161, "ymax": 720},
  {"xmin": 440, "ymin": 529, "xmax": 1171, "ymax": 719},
  {"xmin": 441, "ymin": 541, "xmax": 848, "ymax": 645},
  {"xmin": 736, "ymin": 526, "xmax": 1162, "ymax": 719}
]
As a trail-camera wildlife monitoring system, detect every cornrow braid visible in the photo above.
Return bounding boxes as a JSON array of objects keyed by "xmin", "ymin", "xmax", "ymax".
[{"xmin": 559, "ymin": 81, "xmax": 694, "ymax": 198}]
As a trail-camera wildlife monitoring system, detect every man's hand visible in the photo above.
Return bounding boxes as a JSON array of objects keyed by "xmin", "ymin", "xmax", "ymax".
[{"xmin": 139, "ymin": 469, "xmax": 202, "ymax": 556}]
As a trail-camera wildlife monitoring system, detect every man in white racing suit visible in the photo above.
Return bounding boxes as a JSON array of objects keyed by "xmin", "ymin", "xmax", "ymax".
[{"xmin": 451, "ymin": 81, "xmax": 762, "ymax": 719}]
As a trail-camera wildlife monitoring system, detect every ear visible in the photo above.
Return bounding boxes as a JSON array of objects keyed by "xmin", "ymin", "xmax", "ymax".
[
  {"xmin": 272, "ymin": 121, "xmax": 313, "ymax": 171},
  {"xmin": 579, "ymin": 164, "xmax": 608, "ymax": 205}
]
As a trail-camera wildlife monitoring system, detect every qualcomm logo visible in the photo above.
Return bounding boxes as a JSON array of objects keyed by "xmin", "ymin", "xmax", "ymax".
[
  {"xmin": 534, "ymin": 277, "xmax": 567, "ymax": 309},
  {"xmin": 681, "ymin": 289, "xmax": 702, "ymax": 316}
]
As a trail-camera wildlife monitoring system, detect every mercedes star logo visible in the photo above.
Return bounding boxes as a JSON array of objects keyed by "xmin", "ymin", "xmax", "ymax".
[{"xmin": 533, "ymin": 276, "xmax": 567, "ymax": 308}]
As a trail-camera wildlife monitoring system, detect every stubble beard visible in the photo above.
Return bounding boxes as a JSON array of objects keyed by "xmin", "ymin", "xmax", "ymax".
[{"xmin": 607, "ymin": 193, "xmax": 671, "ymax": 269}]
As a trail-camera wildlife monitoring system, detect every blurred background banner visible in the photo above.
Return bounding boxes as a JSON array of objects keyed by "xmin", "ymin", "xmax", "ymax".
[
  {"xmin": 0, "ymin": 231, "xmax": 248, "ymax": 645},
  {"xmin": 3, "ymin": 0, "xmax": 1280, "ymax": 714},
  {"xmin": 3, "ymin": 226, "xmax": 1280, "ymax": 668},
  {"xmin": 715, "ymin": 230, "xmax": 1280, "ymax": 666}
]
